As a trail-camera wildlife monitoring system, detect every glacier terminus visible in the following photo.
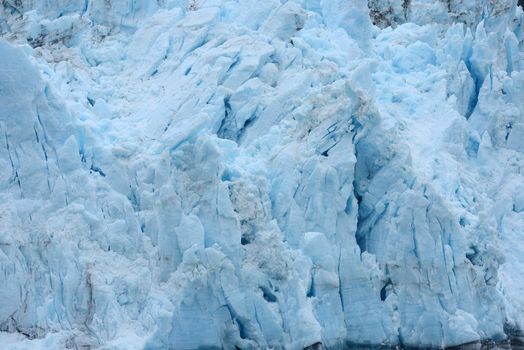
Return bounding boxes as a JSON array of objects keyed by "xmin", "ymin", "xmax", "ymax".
[{"xmin": 1, "ymin": 0, "xmax": 524, "ymax": 349}]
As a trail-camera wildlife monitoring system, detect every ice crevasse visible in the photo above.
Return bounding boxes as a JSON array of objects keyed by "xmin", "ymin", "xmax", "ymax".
[{"xmin": 0, "ymin": 0, "xmax": 524, "ymax": 349}]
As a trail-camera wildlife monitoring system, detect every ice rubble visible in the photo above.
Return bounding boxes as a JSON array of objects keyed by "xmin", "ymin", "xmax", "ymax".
[{"xmin": 0, "ymin": 0, "xmax": 524, "ymax": 349}]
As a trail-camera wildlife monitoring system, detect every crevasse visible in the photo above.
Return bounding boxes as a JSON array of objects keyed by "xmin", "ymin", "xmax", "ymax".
[{"xmin": 0, "ymin": 0, "xmax": 523, "ymax": 349}]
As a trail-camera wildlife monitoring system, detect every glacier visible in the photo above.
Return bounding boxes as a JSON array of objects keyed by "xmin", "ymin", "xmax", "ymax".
[{"xmin": 0, "ymin": 0, "xmax": 524, "ymax": 349}]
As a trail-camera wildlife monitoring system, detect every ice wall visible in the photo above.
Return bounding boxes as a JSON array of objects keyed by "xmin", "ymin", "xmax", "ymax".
[{"xmin": 1, "ymin": 0, "xmax": 524, "ymax": 349}]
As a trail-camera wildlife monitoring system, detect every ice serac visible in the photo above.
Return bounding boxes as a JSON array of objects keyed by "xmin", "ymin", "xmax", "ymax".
[
  {"xmin": 1, "ymin": 0, "xmax": 524, "ymax": 349},
  {"xmin": 0, "ymin": 39, "xmax": 150, "ymax": 348}
]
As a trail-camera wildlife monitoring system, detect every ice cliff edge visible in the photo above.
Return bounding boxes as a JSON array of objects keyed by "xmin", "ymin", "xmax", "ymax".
[{"xmin": 1, "ymin": 0, "xmax": 524, "ymax": 349}]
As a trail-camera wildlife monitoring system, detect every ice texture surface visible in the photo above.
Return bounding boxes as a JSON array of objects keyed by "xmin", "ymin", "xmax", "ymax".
[{"xmin": 0, "ymin": 0, "xmax": 524, "ymax": 349}]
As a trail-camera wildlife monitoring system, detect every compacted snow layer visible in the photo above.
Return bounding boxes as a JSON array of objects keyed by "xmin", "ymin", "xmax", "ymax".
[{"xmin": 0, "ymin": 0, "xmax": 524, "ymax": 349}]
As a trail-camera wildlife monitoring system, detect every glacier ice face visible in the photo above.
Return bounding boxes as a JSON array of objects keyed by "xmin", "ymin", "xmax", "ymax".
[{"xmin": 1, "ymin": 0, "xmax": 524, "ymax": 349}]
